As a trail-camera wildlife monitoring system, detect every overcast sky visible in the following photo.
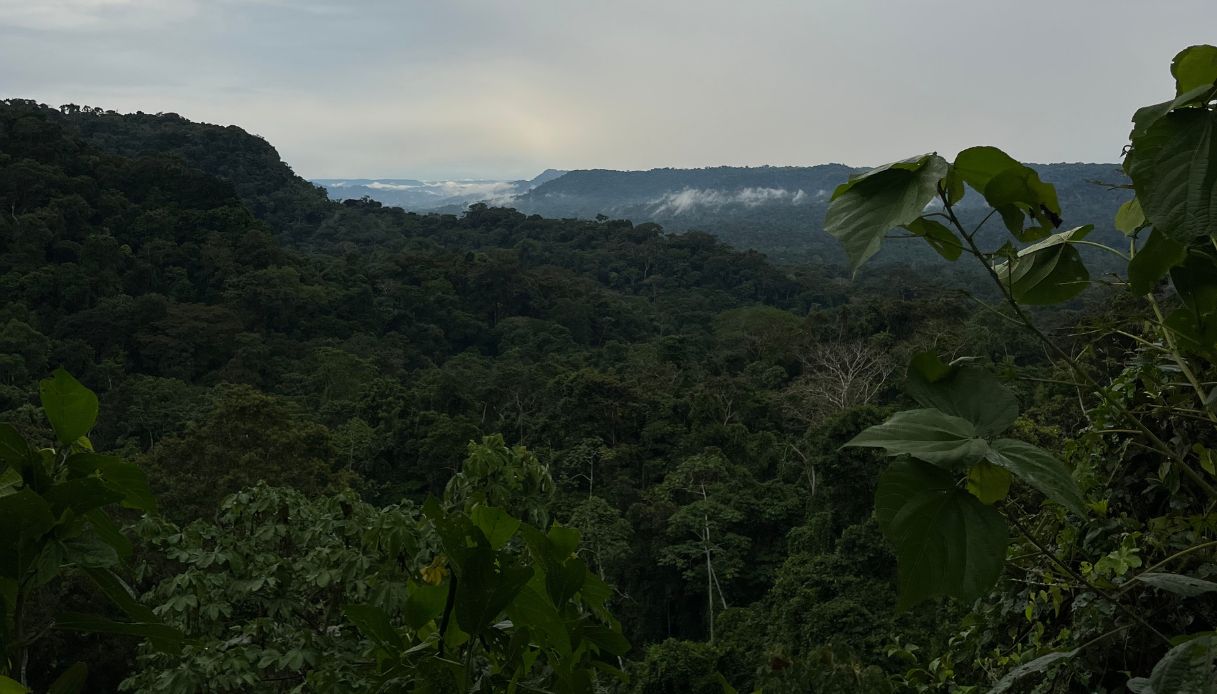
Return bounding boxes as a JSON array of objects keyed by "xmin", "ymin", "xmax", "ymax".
[{"xmin": 2, "ymin": 0, "xmax": 1213, "ymax": 180}]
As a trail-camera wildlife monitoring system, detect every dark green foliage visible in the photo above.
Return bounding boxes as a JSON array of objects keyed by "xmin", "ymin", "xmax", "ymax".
[{"xmin": 3, "ymin": 42, "xmax": 1214, "ymax": 692}]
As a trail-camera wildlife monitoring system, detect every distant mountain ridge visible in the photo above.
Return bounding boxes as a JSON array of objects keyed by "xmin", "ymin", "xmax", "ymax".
[
  {"xmin": 319, "ymin": 162, "xmax": 1129, "ymax": 263},
  {"xmin": 312, "ymin": 169, "xmax": 565, "ymax": 211}
]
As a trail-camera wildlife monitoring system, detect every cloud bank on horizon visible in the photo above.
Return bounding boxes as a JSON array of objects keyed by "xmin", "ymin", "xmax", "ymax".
[{"xmin": 3, "ymin": 0, "xmax": 1214, "ymax": 179}]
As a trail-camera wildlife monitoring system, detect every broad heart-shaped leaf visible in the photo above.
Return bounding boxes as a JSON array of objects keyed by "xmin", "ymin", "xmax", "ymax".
[
  {"xmin": 1126, "ymin": 109, "xmax": 1217, "ymax": 242},
  {"xmin": 55, "ymin": 612, "xmax": 185, "ymax": 654},
  {"xmin": 903, "ymin": 217, "xmax": 962, "ymax": 261},
  {"xmin": 875, "ymin": 458, "xmax": 1008, "ymax": 609},
  {"xmin": 825, "ymin": 154, "xmax": 948, "ymax": 271},
  {"xmin": 846, "ymin": 409, "xmax": 989, "ymax": 469},
  {"xmin": 953, "ymin": 146, "xmax": 1024, "ymax": 193},
  {"xmin": 39, "ymin": 369, "xmax": 99, "ymax": 445},
  {"xmin": 0, "ymin": 489, "xmax": 55, "ymax": 580},
  {"xmin": 505, "ymin": 584, "xmax": 572, "ymax": 658},
  {"xmin": 344, "ymin": 604, "xmax": 403, "ymax": 651},
  {"xmin": 0, "ymin": 676, "xmax": 29, "ymax": 694},
  {"xmin": 65, "ymin": 454, "xmax": 156, "ymax": 514},
  {"xmin": 984, "ymin": 167, "xmax": 1063, "ymax": 239},
  {"xmin": 942, "ymin": 164, "xmax": 966, "ymax": 206},
  {"xmin": 403, "ymin": 580, "xmax": 447, "ymax": 629},
  {"xmin": 1173, "ymin": 45, "xmax": 1217, "ymax": 97},
  {"xmin": 1129, "ymin": 229, "xmax": 1188, "ymax": 295},
  {"xmin": 83, "ymin": 567, "xmax": 160, "ymax": 623},
  {"xmin": 1116, "ymin": 197, "xmax": 1147, "ymax": 236},
  {"xmin": 47, "ymin": 662, "xmax": 88, "ymax": 694},
  {"xmin": 1135, "ymin": 572, "xmax": 1217, "ymax": 597},
  {"xmin": 0, "ymin": 424, "xmax": 33, "ymax": 472},
  {"xmin": 984, "ymin": 439, "xmax": 1086, "ymax": 517},
  {"xmin": 1167, "ymin": 250, "xmax": 1217, "ymax": 355},
  {"xmin": 954, "ymin": 146, "xmax": 1061, "ymax": 239},
  {"xmin": 995, "ymin": 226, "xmax": 1092, "ymax": 305},
  {"xmin": 991, "ymin": 649, "xmax": 1079, "ymax": 693},
  {"xmin": 907, "ymin": 356, "xmax": 1019, "ymax": 436},
  {"xmin": 470, "ymin": 505, "xmax": 521, "ymax": 551},
  {"xmin": 1127, "ymin": 635, "xmax": 1217, "ymax": 694},
  {"xmin": 45, "ymin": 478, "xmax": 124, "ymax": 516}
]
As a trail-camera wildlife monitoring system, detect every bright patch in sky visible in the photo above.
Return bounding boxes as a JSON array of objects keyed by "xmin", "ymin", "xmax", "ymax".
[{"xmin": 3, "ymin": 0, "xmax": 1214, "ymax": 178}]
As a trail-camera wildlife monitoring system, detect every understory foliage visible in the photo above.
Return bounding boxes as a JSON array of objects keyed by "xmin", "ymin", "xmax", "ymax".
[{"xmin": 0, "ymin": 45, "xmax": 1216, "ymax": 693}]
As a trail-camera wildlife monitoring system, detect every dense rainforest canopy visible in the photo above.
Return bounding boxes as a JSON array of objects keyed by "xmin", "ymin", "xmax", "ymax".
[{"xmin": 1, "ymin": 44, "xmax": 1216, "ymax": 693}]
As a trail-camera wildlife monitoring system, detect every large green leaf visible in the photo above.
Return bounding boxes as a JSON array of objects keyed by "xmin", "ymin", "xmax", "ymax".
[
  {"xmin": 953, "ymin": 146, "xmax": 1024, "ymax": 192},
  {"xmin": 991, "ymin": 649, "xmax": 1079, "ymax": 693},
  {"xmin": 984, "ymin": 167, "xmax": 1063, "ymax": 239},
  {"xmin": 0, "ymin": 677, "xmax": 29, "ymax": 694},
  {"xmin": 1127, "ymin": 635, "xmax": 1217, "ymax": 694},
  {"xmin": 1166, "ymin": 250, "xmax": 1217, "ymax": 354},
  {"xmin": 1129, "ymin": 229, "xmax": 1188, "ymax": 295},
  {"xmin": 0, "ymin": 424, "xmax": 32, "ymax": 472},
  {"xmin": 1173, "ymin": 45, "xmax": 1217, "ymax": 97},
  {"xmin": 903, "ymin": 217, "xmax": 962, "ymax": 261},
  {"xmin": 455, "ymin": 560, "xmax": 533, "ymax": 637},
  {"xmin": 845, "ymin": 408, "xmax": 989, "ymax": 469},
  {"xmin": 580, "ymin": 623, "xmax": 630, "ymax": 657},
  {"xmin": 39, "ymin": 369, "xmax": 99, "ymax": 445},
  {"xmin": 65, "ymin": 454, "xmax": 156, "ymax": 514},
  {"xmin": 954, "ymin": 146, "xmax": 1061, "ymax": 238},
  {"xmin": 1126, "ymin": 109, "xmax": 1217, "ymax": 242},
  {"xmin": 403, "ymin": 581, "xmax": 447, "ymax": 630},
  {"xmin": 907, "ymin": 355, "xmax": 1019, "ymax": 436},
  {"xmin": 45, "ymin": 478, "xmax": 124, "ymax": 516},
  {"xmin": 55, "ymin": 612, "xmax": 185, "ymax": 653},
  {"xmin": 84, "ymin": 509, "xmax": 132, "ymax": 560},
  {"xmin": 1116, "ymin": 197, "xmax": 1147, "ymax": 236},
  {"xmin": 875, "ymin": 458, "xmax": 1008, "ymax": 609},
  {"xmin": 1135, "ymin": 572, "xmax": 1217, "ymax": 597},
  {"xmin": 47, "ymin": 662, "xmax": 88, "ymax": 694},
  {"xmin": 984, "ymin": 439, "xmax": 1085, "ymax": 517},
  {"xmin": 344, "ymin": 604, "xmax": 403, "ymax": 651},
  {"xmin": 0, "ymin": 489, "xmax": 55, "ymax": 579},
  {"xmin": 825, "ymin": 154, "xmax": 948, "ymax": 271},
  {"xmin": 995, "ymin": 226, "xmax": 1092, "ymax": 304},
  {"xmin": 83, "ymin": 567, "xmax": 160, "ymax": 623},
  {"xmin": 505, "ymin": 584, "xmax": 571, "ymax": 658},
  {"xmin": 966, "ymin": 461, "xmax": 1012, "ymax": 505},
  {"xmin": 470, "ymin": 505, "xmax": 521, "ymax": 551},
  {"xmin": 59, "ymin": 535, "xmax": 120, "ymax": 569}
]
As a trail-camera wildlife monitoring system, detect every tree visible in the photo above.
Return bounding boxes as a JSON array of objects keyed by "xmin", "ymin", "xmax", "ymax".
[
  {"xmin": 650, "ymin": 452, "xmax": 753, "ymax": 644},
  {"xmin": 140, "ymin": 384, "xmax": 339, "ymax": 522}
]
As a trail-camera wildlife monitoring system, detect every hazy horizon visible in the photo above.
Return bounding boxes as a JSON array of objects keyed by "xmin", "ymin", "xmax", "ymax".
[{"xmin": 3, "ymin": 0, "xmax": 1212, "ymax": 180}]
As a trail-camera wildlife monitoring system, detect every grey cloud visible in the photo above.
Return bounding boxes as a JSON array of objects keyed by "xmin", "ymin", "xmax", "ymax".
[{"xmin": 3, "ymin": 1, "xmax": 1215, "ymax": 179}]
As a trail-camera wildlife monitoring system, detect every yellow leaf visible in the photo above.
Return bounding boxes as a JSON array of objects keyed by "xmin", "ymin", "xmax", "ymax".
[{"xmin": 421, "ymin": 555, "xmax": 448, "ymax": 586}]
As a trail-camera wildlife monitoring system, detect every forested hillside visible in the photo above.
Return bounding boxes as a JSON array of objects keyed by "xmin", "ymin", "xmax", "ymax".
[
  {"xmin": 1, "ymin": 41, "xmax": 1216, "ymax": 693},
  {"xmin": 1, "ymin": 98, "xmax": 1017, "ymax": 691}
]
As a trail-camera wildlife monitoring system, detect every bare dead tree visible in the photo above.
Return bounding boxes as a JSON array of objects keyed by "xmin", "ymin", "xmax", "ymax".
[{"xmin": 784, "ymin": 340, "xmax": 893, "ymax": 426}]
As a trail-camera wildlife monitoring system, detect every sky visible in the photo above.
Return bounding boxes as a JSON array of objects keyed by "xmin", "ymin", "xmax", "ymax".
[{"xmin": 2, "ymin": 0, "xmax": 1214, "ymax": 180}]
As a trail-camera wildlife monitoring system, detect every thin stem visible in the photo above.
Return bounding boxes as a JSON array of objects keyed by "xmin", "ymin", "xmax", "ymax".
[
  {"xmin": 1147, "ymin": 294, "xmax": 1217, "ymax": 424},
  {"xmin": 937, "ymin": 187, "xmax": 1217, "ymax": 501},
  {"xmin": 1070, "ymin": 240, "xmax": 1131, "ymax": 261},
  {"xmin": 1118, "ymin": 540, "xmax": 1217, "ymax": 594},
  {"xmin": 1005, "ymin": 511, "xmax": 1171, "ymax": 645}
]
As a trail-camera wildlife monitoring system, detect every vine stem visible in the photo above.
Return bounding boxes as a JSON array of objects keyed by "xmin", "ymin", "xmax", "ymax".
[
  {"xmin": 1117, "ymin": 540, "xmax": 1217, "ymax": 595},
  {"xmin": 1146, "ymin": 294, "xmax": 1217, "ymax": 424},
  {"xmin": 937, "ymin": 187, "xmax": 1217, "ymax": 501},
  {"xmin": 1004, "ymin": 511, "xmax": 1172, "ymax": 646}
]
